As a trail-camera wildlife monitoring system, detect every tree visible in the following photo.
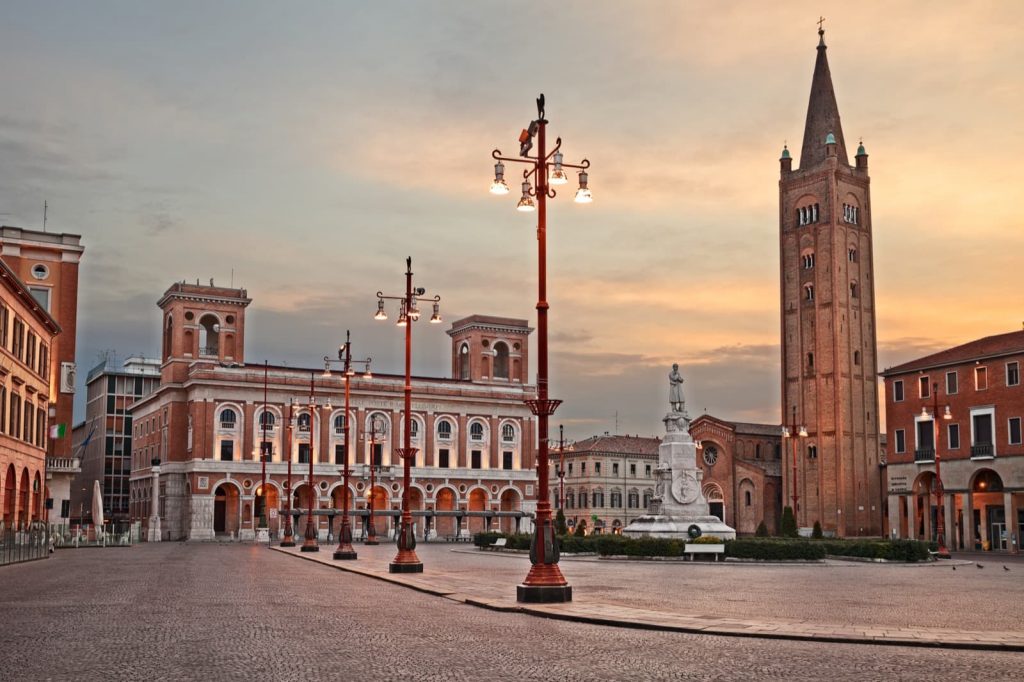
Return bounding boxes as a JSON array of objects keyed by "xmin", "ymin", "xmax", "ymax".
[
  {"xmin": 812, "ymin": 520, "xmax": 823, "ymax": 539},
  {"xmin": 780, "ymin": 506, "xmax": 798, "ymax": 538},
  {"xmin": 555, "ymin": 508, "xmax": 568, "ymax": 536},
  {"xmin": 574, "ymin": 518, "xmax": 588, "ymax": 537},
  {"xmin": 755, "ymin": 520, "xmax": 769, "ymax": 537}
]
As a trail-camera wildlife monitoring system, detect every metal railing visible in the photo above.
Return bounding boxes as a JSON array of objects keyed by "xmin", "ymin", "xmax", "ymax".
[
  {"xmin": 48, "ymin": 521, "xmax": 138, "ymax": 549},
  {"xmin": 0, "ymin": 523, "xmax": 49, "ymax": 566},
  {"xmin": 971, "ymin": 443, "xmax": 994, "ymax": 458},
  {"xmin": 914, "ymin": 448, "xmax": 935, "ymax": 463}
]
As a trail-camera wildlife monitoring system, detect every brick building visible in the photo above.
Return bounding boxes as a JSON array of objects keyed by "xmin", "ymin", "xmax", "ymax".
[
  {"xmin": 881, "ymin": 329, "xmax": 1024, "ymax": 553},
  {"xmin": 778, "ymin": 29, "xmax": 883, "ymax": 536},
  {"xmin": 129, "ymin": 281, "xmax": 538, "ymax": 541},
  {"xmin": 552, "ymin": 434, "xmax": 659, "ymax": 534},
  {"xmin": 0, "ymin": 258, "xmax": 61, "ymax": 529},
  {"xmin": 689, "ymin": 416, "xmax": 783, "ymax": 535}
]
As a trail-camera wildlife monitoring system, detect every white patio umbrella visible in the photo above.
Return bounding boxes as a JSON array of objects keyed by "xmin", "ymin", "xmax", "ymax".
[{"xmin": 91, "ymin": 479, "xmax": 104, "ymax": 528}]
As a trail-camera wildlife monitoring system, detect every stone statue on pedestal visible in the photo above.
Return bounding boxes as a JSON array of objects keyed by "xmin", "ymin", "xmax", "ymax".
[{"xmin": 669, "ymin": 363, "xmax": 686, "ymax": 414}]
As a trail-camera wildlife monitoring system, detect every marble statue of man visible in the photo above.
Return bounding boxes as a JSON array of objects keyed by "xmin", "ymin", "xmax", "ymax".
[{"xmin": 669, "ymin": 363, "xmax": 686, "ymax": 413}]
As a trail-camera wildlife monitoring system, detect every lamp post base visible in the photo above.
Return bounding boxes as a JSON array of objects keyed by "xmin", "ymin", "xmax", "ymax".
[
  {"xmin": 365, "ymin": 538, "xmax": 379, "ymax": 546},
  {"xmin": 280, "ymin": 539, "xmax": 296, "ymax": 548},
  {"xmin": 517, "ymin": 584, "xmax": 573, "ymax": 603},
  {"xmin": 389, "ymin": 561, "xmax": 424, "ymax": 574},
  {"xmin": 333, "ymin": 549, "xmax": 358, "ymax": 560},
  {"xmin": 300, "ymin": 542, "xmax": 320, "ymax": 553}
]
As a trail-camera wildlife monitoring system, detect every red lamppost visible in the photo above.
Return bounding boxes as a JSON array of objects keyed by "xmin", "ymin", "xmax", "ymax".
[
  {"xmin": 300, "ymin": 373, "xmax": 320, "ymax": 553},
  {"xmin": 364, "ymin": 416, "xmax": 386, "ymax": 546},
  {"xmin": 280, "ymin": 398, "xmax": 296, "ymax": 547},
  {"xmin": 922, "ymin": 381, "xmax": 952, "ymax": 557},
  {"xmin": 558, "ymin": 425, "xmax": 566, "ymax": 511},
  {"xmin": 258, "ymin": 361, "xmax": 269, "ymax": 534},
  {"xmin": 781, "ymin": 405, "xmax": 807, "ymax": 523},
  {"xmin": 374, "ymin": 257, "xmax": 442, "ymax": 574},
  {"xmin": 322, "ymin": 330, "xmax": 372, "ymax": 560},
  {"xmin": 489, "ymin": 94, "xmax": 590, "ymax": 603}
]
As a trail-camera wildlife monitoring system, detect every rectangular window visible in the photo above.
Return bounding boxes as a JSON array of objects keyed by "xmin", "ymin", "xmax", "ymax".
[
  {"xmin": 581, "ymin": 462, "xmax": 586, "ymax": 475},
  {"xmin": 28, "ymin": 287, "xmax": 50, "ymax": 312},
  {"xmin": 438, "ymin": 448, "xmax": 450, "ymax": 468},
  {"xmin": 644, "ymin": 464, "xmax": 651, "ymax": 477},
  {"xmin": 335, "ymin": 444, "xmax": 345, "ymax": 465},
  {"xmin": 219, "ymin": 440, "xmax": 234, "ymax": 461},
  {"xmin": 975, "ymin": 366, "xmax": 988, "ymax": 390},
  {"xmin": 916, "ymin": 420, "xmax": 934, "ymax": 450},
  {"xmin": 61, "ymin": 499, "xmax": 71, "ymax": 519},
  {"xmin": 502, "ymin": 451, "xmax": 513, "ymax": 470},
  {"xmin": 298, "ymin": 443, "xmax": 311, "ymax": 464},
  {"xmin": 919, "ymin": 376, "xmax": 930, "ymax": 398},
  {"xmin": 612, "ymin": 462, "xmax": 619, "ymax": 476},
  {"xmin": 629, "ymin": 463, "xmax": 636, "ymax": 476},
  {"xmin": 894, "ymin": 429, "xmax": 906, "ymax": 454},
  {"xmin": 372, "ymin": 444, "xmax": 382, "ymax": 467},
  {"xmin": 1007, "ymin": 362, "xmax": 1020, "ymax": 387},
  {"xmin": 948, "ymin": 423, "xmax": 960, "ymax": 449},
  {"xmin": 946, "ymin": 371, "xmax": 958, "ymax": 395},
  {"xmin": 1010, "ymin": 417, "xmax": 1022, "ymax": 445},
  {"xmin": 471, "ymin": 450, "xmax": 482, "ymax": 469},
  {"xmin": 972, "ymin": 414, "xmax": 993, "ymax": 445},
  {"xmin": 595, "ymin": 462, "xmax": 601, "ymax": 475}
]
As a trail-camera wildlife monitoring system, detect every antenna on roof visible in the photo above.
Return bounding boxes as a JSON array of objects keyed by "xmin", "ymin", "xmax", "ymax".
[
  {"xmin": 43, "ymin": 201, "xmax": 47, "ymax": 232},
  {"xmin": 615, "ymin": 411, "xmax": 619, "ymax": 434}
]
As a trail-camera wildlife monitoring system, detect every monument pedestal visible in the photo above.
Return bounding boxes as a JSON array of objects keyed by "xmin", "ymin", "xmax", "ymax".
[{"xmin": 623, "ymin": 412, "xmax": 736, "ymax": 541}]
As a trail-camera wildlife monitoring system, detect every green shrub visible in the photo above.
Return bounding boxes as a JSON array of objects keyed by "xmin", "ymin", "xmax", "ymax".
[
  {"xmin": 755, "ymin": 521, "xmax": 769, "ymax": 537},
  {"xmin": 780, "ymin": 506, "xmax": 798, "ymax": 538},
  {"xmin": 725, "ymin": 538, "xmax": 825, "ymax": 560},
  {"xmin": 691, "ymin": 535, "xmax": 724, "ymax": 544},
  {"xmin": 473, "ymin": 531, "xmax": 502, "ymax": 548},
  {"xmin": 812, "ymin": 520, "xmax": 823, "ymax": 539},
  {"xmin": 574, "ymin": 519, "xmax": 588, "ymax": 537},
  {"xmin": 594, "ymin": 535, "xmax": 685, "ymax": 557},
  {"xmin": 555, "ymin": 508, "xmax": 568, "ymax": 536},
  {"xmin": 819, "ymin": 539, "xmax": 930, "ymax": 562},
  {"xmin": 559, "ymin": 534, "xmax": 598, "ymax": 553}
]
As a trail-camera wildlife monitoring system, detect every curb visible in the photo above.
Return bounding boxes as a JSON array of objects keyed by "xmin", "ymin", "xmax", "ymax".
[{"xmin": 269, "ymin": 546, "xmax": 1024, "ymax": 652}]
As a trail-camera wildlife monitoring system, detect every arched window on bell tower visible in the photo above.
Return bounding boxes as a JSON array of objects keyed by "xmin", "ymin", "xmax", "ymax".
[
  {"xmin": 198, "ymin": 314, "xmax": 220, "ymax": 357},
  {"xmin": 458, "ymin": 343, "xmax": 470, "ymax": 381},
  {"xmin": 493, "ymin": 342, "xmax": 510, "ymax": 380}
]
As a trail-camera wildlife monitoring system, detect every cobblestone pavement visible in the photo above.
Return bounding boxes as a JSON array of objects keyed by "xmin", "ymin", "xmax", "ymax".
[{"xmin": 2, "ymin": 545, "xmax": 1022, "ymax": 681}]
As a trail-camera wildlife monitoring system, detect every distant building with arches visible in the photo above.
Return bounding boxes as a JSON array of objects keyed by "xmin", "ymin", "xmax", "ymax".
[
  {"xmin": 688, "ymin": 416, "xmax": 783, "ymax": 535},
  {"xmin": 128, "ymin": 281, "xmax": 537, "ymax": 541},
  {"xmin": 882, "ymin": 329, "xmax": 1024, "ymax": 553}
]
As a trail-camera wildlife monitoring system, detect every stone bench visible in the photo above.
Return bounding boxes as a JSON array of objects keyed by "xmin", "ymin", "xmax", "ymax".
[
  {"xmin": 492, "ymin": 538, "xmax": 507, "ymax": 548},
  {"xmin": 683, "ymin": 544, "xmax": 725, "ymax": 561}
]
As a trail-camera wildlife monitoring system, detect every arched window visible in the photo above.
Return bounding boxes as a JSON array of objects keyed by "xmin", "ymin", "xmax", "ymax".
[
  {"xmin": 410, "ymin": 419, "xmax": 419, "ymax": 438},
  {"xmin": 493, "ymin": 342, "xmax": 509, "ymax": 380},
  {"xmin": 219, "ymin": 409, "xmax": 237, "ymax": 428},
  {"xmin": 807, "ymin": 352, "xmax": 815, "ymax": 370},
  {"xmin": 848, "ymin": 247, "xmax": 858, "ymax": 262},
  {"xmin": 163, "ymin": 315, "xmax": 173, "ymax": 359},
  {"xmin": 334, "ymin": 414, "xmax": 346, "ymax": 434},
  {"xmin": 470, "ymin": 422, "xmax": 485, "ymax": 441},
  {"xmin": 802, "ymin": 252, "xmax": 815, "ymax": 269},
  {"xmin": 198, "ymin": 314, "xmax": 220, "ymax": 356},
  {"xmin": 502, "ymin": 424, "xmax": 515, "ymax": 442},
  {"xmin": 854, "ymin": 350, "xmax": 861, "ymax": 366},
  {"xmin": 259, "ymin": 412, "xmax": 275, "ymax": 429},
  {"xmin": 804, "ymin": 284, "xmax": 815, "ymax": 301},
  {"xmin": 458, "ymin": 343, "xmax": 470, "ymax": 380},
  {"xmin": 744, "ymin": 490, "xmax": 752, "ymax": 506},
  {"xmin": 566, "ymin": 491, "xmax": 575, "ymax": 509},
  {"xmin": 298, "ymin": 413, "xmax": 311, "ymax": 432},
  {"xmin": 850, "ymin": 281, "xmax": 859, "ymax": 298},
  {"xmin": 437, "ymin": 419, "xmax": 452, "ymax": 440}
]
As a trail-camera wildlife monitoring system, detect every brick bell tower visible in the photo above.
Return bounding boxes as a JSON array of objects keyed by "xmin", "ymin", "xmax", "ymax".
[
  {"xmin": 157, "ymin": 280, "xmax": 252, "ymax": 384},
  {"xmin": 447, "ymin": 315, "xmax": 532, "ymax": 383},
  {"xmin": 779, "ymin": 28, "xmax": 882, "ymax": 537}
]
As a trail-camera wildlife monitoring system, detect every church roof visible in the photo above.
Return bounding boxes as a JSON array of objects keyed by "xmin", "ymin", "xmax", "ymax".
[
  {"xmin": 880, "ymin": 330, "xmax": 1024, "ymax": 376},
  {"xmin": 566, "ymin": 434, "xmax": 661, "ymax": 456},
  {"xmin": 799, "ymin": 30, "xmax": 849, "ymax": 169}
]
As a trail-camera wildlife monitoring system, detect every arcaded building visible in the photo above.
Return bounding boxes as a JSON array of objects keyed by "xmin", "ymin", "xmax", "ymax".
[
  {"xmin": 778, "ymin": 30, "xmax": 883, "ymax": 536},
  {"xmin": 882, "ymin": 330, "xmax": 1024, "ymax": 553},
  {"xmin": 0, "ymin": 258, "xmax": 61, "ymax": 529},
  {"xmin": 128, "ymin": 282, "xmax": 538, "ymax": 541}
]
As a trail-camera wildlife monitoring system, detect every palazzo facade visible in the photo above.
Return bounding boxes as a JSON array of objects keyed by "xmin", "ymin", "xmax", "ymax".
[
  {"xmin": 128, "ymin": 282, "xmax": 538, "ymax": 541},
  {"xmin": 882, "ymin": 329, "xmax": 1024, "ymax": 553}
]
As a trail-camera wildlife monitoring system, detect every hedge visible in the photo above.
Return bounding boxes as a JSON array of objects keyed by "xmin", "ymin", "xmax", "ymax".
[
  {"xmin": 594, "ymin": 535, "xmax": 685, "ymax": 557},
  {"xmin": 819, "ymin": 539, "xmax": 930, "ymax": 562},
  {"xmin": 725, "ymin": 538, "xmax": 826, "ymax": 560}
]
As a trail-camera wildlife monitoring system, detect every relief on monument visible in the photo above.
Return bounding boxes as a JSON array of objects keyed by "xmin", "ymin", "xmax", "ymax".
[{"xmin": 671, "ymin": 471, "xmax": 699, "ymax": 505}]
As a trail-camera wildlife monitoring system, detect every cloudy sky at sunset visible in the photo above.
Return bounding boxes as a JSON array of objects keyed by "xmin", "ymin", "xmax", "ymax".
[{"xmin": 1, "ymin": 2, "xmax": 1021, "ymax": 438}]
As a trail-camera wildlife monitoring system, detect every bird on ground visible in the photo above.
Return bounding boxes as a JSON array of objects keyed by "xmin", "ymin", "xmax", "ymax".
[
  {"xmin": 952, "ymin": 566, "xmax": 956, "ymax": 571},
  {"xmin": 1004, "ymin": 565, "xmax": 1010, "ymax": 571},
  {"xmin": 976, "ymin": 563, "xmax": 984, "ymax": 569}
]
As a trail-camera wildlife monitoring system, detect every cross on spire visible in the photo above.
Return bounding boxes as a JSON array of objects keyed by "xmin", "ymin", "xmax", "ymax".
[{"xmin": 817, "ymin": 16, "xmax": 825, "ymax": 32}]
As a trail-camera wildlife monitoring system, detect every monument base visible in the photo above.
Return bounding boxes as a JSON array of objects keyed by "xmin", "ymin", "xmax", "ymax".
[
  {"xmin": 622, "ymin": 514, "xmax": 736, "ymax": 541},
  {"xmin": 254, "ymin": 527, "xmax": 270, "ymax": 544}
]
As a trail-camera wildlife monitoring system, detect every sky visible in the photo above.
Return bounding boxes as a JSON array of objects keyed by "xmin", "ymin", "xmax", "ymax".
[{"xmin": 1, "ymin": 2, "xmax": 1022, "ymax": 440}]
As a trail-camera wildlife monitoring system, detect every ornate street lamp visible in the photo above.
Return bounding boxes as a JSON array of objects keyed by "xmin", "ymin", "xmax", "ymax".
[
  {"xmin": 258, "ymin": 361, "xmax": 270, "ymax": 533},
  {"xmin": 781, "ymin": 405, "xmax": 808, "ymax": 523},
  {"xmin": 374, "ymin": 257, "xmax": 442, "ymax": 573},
  {"xmin": 921, "ymin": 381, "xmax": 952, "ymax": 557},
  {"xmin": 280, "ymin": 398, "xmax": 296, "ymax": 547},
  {"xmin": 363, "ymin": 415, "xmax": 386, "ymax": 546},
  {"xmin": 489, "ymin": 94, "xmax": 590, "ymax": 603},
  {"xmin": 322, "ymin": 331, "xmax": 372, "ymax": 560},
  {"xmin": 300, "ymin": 373, "xmax": 320, "ymax": 553}
]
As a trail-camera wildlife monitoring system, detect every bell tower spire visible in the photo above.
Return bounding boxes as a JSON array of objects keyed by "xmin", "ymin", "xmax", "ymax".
[{"xmin": 799, "ymin": 25, "xmax": 849, "ymax": 169}]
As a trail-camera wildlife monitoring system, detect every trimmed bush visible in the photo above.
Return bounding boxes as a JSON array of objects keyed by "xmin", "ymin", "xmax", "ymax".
[
  {"xmin": 725, "ymin": 538, "xmax": 826, "ymax": 560},
  {"xmin": 755, "ymin": 521, "xmax": 769, "ymax": 537},
  {"xmin": 819, "ymin": 539, "xmax": 930, "ymax": 562},
  {"xmin": 780, "ymin": 506, "xmax": 798, "ymax": 538},
  {"xmin": 594, "ymin": 535, "xmax": 685, "ymax": 557},
  {"xmin": 473, "ymin": 531, "xmax": 502, "ymax": 548},
  {"xmin": 555, "ymin": 508, "xmax": 568, "ymax": 536},
  {"xmin": 559, "ymin": 534, "xmax": 599, "ymax": 553},
  {"xmin": 812, "ymin": 520, "xmax": 823, "ymax": 539},
  {"xmin": 574, "ymin": 519, "xmax": 588, "ymax": 537}
]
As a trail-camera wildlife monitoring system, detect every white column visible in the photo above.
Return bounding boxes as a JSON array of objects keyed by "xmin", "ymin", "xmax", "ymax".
[
  {"xmin": 1004, "ymin": 492, "xmax": 1015, "ymax": 553},
  {"xmin": 942, "ymin": 493, "xmax": 955, "ymax": 550},
  {"xmin": 147, "ymin": 466, "xmax": 162, "ymax": 542}
]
